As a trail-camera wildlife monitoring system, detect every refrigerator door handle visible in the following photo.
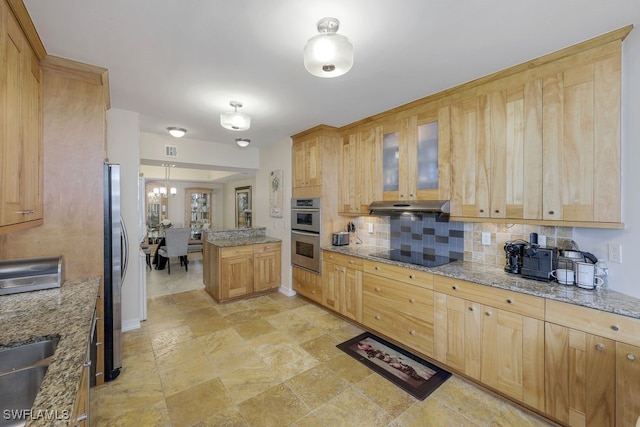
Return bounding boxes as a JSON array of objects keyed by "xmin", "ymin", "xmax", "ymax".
[{"xmin": 120, "ymin": 217, "xmax": 129, "ymax": 283}]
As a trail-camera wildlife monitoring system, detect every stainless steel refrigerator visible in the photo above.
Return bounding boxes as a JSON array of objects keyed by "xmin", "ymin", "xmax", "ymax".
[{"xmin": 103, "ymin": 162, "xmax": 128, "ymax": 381}]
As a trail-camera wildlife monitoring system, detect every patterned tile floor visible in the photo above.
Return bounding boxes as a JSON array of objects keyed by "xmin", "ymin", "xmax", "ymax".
[{"xmin": 93, "ymin": 259, "xmax": 554, "ymax": 426}]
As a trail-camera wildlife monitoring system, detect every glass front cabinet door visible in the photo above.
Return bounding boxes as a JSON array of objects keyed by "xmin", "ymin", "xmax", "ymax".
[
  {"xmin": 185, "ymin": 188, "xmax": 212, "ymax": 239},
  {"xmin": 381, "ymin": 107, "xmax": 450, "ymax": 201},
  {"xmin": 145, "ymin": 182, "xmax": 168, "ymax": 234}
]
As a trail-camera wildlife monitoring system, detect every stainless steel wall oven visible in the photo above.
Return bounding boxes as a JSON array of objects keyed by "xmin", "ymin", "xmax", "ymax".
[{"xmin": 291, "ymin": 198, "xmax": 321, "ymax": 273}]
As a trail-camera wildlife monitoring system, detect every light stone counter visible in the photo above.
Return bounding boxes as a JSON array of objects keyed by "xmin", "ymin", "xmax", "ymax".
[
  {"xmin": 324, "ymin": 244, "xmax": 640, "ymax": 320},
  {"xmin": 0, "ymin": 277, "xmax": 100, "ymax": 427},
  {"xmin": 206, "ymin": 227, "xmax": 281, "ymax": 247}
]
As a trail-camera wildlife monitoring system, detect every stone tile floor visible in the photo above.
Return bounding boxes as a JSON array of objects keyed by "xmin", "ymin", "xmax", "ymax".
[{"xmin": 93, "ymin": 262, "xmax": 554, "ymax": 426}]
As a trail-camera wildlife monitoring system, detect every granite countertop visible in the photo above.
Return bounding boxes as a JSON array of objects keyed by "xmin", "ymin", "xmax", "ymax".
[
  {"xmin": 324, "ymin": 244, "xmax": 640, "ymax": 320},
  {"xmin": 206, "ymin": 227, "xmax": 281, "ymax": 247},
  {"xmin": 208, "ymin": 236, "xmax": 282, "ymax": 248},
  {"xmin": 0, "ymin": 277, "xmax": 100, "ymax": 427}
]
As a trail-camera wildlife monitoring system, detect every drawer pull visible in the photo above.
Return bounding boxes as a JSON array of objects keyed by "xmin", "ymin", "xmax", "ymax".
[
  {"xmin": 452, "ymin": 285, "xmax": 458, "ymax": 290},
  {"xmin": 479, "ymin": 209, "xmax": 484, "ymax": 213},
  {"xmin": 485, "ymin": 311, "xmax": 492, "ymax": 317},
  {"xmin": 349, "ymin": 260, "xmax": 353, "ymax": 264},
  {"xmin": 549, "ymin": 210, "xmax": 555, "ymax": 215},
  {"xmin": 375, "ymin": 266, "xmax": 380, "ymax": 271},
  {"xmin": 611, "ymin": 325, "xmax": 620, "ymax": 331},
  {"xmin": 409, "ymin": 330, "xmax": 416, "ymax": 336},
  {"xmin": 506, "ymin": 298, "xmax": 513, "ymax": 304},
  {"xmin": 596, "ymin": 343, "xmax": 605, "ymax": 351},
  {"xmin": 375, "ymin": 287, "xmax": 381, "ymax": 292},
  {"xmin": 409, "ymin": 298, "xmax": 415, "ymax": 303},
  {"xmin": 409, "ymin": 274, "xmax": 415, "ymax": 279},
  {"xmin": 627, "ymin": 353, "xmax": 636, "ymax": 361},
  {"xmin": 468, "ymin": 306, "xmax": 474, "ymax": 312},
  {"xmin": 375, "ymin": 315, "xmax": 381, "ymax": 320}
]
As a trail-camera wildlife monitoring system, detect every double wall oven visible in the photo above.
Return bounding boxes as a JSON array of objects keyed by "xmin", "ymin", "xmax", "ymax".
[{"xmin": 291, "ymin": 198, "xmax": 321, "ymax": 273}]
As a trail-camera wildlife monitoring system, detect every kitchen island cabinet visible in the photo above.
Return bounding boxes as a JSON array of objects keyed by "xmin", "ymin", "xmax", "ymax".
[{"xmin": 203, "ymin": 236, "xmax": 281, "ymax": 303}]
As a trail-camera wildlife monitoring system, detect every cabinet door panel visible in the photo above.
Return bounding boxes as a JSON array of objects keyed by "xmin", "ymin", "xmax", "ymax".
[
  {"xmin": 322, "ymin": 262, "xmax": 340, "ymax": 311},
  {"xmin": 254, "ymin": 249, "xmax": 281, "ymax": 292},
  {"xmin": 342, "ymin": 268, "xmax": 362, "ymax": 322},
  {"xmin": 221, "ymin": 256, "xmax": 253, "ymax": 299},
  {"xmin": 616, "ymin": 342, "xmax": 640, "ymax": 427}
]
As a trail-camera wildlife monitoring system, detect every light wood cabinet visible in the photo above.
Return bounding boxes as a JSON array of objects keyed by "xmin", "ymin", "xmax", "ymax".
[
  {"xmin": 204, "ymin": 241, "xmax": 281, "ymax": 302},
  {"xmin": 433, "ymin": 276, "xmax": 545, "ymax": 412},
  {"xmin": 338, "ymin": 123, "xmax": 382, "ymax": 215},
  {"xmin": 363, "ymin": 271, "xmax": 435, "ymax": 358},
  {"xmin": 322, "ymin": 252, "xmax": 362, "ymax": 322},
  {"xmin": 0, "ymin": 1, "xmax": 43, "ymax": 233},
  {"xmin": 380, "ymin": 108, "xmax": 450, "ymax": 203},
  {"xmin": 542, "ymin": 52, "xmax": 621, "ymax": 223},
  {"xmin": 292, "ymin": 266, "xmax": 322, "ymax": 304},
  {"xmin": 546, "ymin": 300, "xmax": 640, "ymax": 426},
  {"xmin": 292, "ymin": 135, "xmax": 321, "ymax": 189}
]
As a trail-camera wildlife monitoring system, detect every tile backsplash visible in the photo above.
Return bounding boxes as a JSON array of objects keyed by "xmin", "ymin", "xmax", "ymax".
[{"xmin": 349, "ymin": 216, "xmax": 574, "ymax": 269}]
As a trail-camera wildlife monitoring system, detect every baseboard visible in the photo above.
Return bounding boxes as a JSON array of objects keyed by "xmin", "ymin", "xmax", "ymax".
[
  {"xmin": 278, "ymin": 286, "xmax": 297, "ymax": 297},
  {"xmin": 122, "ymin": 319, "xmax": 141, "ymax": 332}
]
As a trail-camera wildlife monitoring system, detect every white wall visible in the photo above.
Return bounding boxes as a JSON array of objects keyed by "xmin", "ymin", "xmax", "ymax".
[
  {"xmin": 574, "ymin": 30, "xmax": 640, "ymax": 298},
  {"xmin": 107, "ymin": 108, "xmax": 142, "ymax": 331},
  {"xmin": 254, "ymin": 138, "xmax": 293, "ymax": 295}
]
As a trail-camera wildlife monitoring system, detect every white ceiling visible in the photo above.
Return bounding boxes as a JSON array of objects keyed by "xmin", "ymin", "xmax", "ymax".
[{"xmin": 24, "ymin": 0, "xmax": 640, "ymax": 151}]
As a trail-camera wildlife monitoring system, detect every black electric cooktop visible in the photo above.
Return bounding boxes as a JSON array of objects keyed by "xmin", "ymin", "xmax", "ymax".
[{"xmin": 369, "ymin": 249, "xmax": 457, "ymax": 268}]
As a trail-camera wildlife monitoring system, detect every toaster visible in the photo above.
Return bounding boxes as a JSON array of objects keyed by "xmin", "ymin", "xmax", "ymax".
[{"xmin": 332, "ymin": 231, "xmax": 350, "ymax": 246}]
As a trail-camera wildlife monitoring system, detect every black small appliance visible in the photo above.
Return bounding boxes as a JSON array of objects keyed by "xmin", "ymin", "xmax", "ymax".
[
  {"xmin": 504, "ymin": 240, "xmax": 527, "ymax": 274},
  {"xmin": 521, "ymin": 234, "xmax": 557, "ymax": 281}
]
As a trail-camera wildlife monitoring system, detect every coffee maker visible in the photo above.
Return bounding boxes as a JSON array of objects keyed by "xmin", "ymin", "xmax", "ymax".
[
  {"xmin": 521, "ymin": 233, "xmax": 557, "ymax": 281},
  {"xmin": 504, "ymin": 240, "xmax": 527, "ymax": 274}
]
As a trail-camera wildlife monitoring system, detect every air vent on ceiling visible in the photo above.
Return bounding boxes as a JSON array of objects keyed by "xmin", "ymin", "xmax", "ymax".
[{"xmin": 164, "ymin": 145, "xmax": 177, "ymax": 157}]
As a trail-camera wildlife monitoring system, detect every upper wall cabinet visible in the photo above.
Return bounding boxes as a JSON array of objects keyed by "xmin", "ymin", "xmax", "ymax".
[
  {"xmin": 381, "ymin": 107, "xmax": 451, "ymax": 202},
  {"xmin": 0, "ymin": 1, "xmax": 43, "ymax": 233},
  {"xmin": 292, "ymin": 136, "xmax": 322, "ymax": 189},
  {"xmin": 338, "ymin": 123, "xmax": 382, "ymax": 215},
  {"xmin": 450, "ymin": 29, "xmax": 628, "ymax": 228}
]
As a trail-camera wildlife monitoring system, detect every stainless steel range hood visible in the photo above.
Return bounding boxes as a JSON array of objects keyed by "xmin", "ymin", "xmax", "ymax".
[{"xmin": 368, "ymin": 200, "xmax": 450, "ymax": 215}]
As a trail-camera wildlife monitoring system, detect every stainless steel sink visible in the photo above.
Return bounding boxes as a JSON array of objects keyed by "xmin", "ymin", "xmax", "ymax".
[
  {"xmin": 0, "ymin": 338, "xmax": 59, "ymax": 427},
  {"xmin": 0, "ymin": 366, "xmax": 48, "ymax": 427},
  {"xmin": 0, "ymin": 338, "xmax": 58, "ymax": 373}
]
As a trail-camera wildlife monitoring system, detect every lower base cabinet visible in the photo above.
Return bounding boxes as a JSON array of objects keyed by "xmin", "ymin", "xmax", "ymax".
[
  {"xmin": 292, "ymin": 266, "xmax": 322, "ymax": 304},
  {"xmin": 204, "ymin": 242, "xmax": 281, "ymax": 302},
  {"xmin": 322, "ymin": 252, "xmax": 362, "ymax": 322}
]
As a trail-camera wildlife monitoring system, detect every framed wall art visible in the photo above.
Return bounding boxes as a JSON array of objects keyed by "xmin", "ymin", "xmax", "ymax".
[{"xmin": 269, "ymin": 169, "xmax": 283, "ymax": 218}]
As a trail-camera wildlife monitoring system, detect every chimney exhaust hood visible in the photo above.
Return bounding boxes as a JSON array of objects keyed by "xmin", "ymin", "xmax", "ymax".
[{"xmin": 368, "ymin": 200, "xmax": 450, "ymax": 215}]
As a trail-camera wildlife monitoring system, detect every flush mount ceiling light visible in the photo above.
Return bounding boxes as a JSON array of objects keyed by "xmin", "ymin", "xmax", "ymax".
[
  {"xmin": 235, "ymin": 138, "xmax": 251, "ymax": 148},
  {"xmin": 304, "ymin": 17, "xmax": 354, "ymax": 78},
  {"xmin": 167, "ymin": 127, "xmax": 187, "ymax": 138},
  {"xmin": 220, "ymin": 101, "xmax": 251, "ymax": 131}
]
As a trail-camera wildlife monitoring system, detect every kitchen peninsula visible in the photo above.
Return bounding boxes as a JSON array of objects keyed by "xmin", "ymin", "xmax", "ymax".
[
  {"xmin": 0, "ymin": 278, "xmax": 99, "ymax": 427},
  {"xmin": 202, "ymin": 227, "xmax": 282, "ymax": 302}
]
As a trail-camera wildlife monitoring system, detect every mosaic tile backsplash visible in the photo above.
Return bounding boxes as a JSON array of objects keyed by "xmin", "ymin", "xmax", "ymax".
[{"xmin": 349, "ymin": 216, "xmax": 575, "ymax": 269}]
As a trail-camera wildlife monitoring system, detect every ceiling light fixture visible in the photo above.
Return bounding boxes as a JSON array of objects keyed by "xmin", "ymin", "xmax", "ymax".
[
  {"xmin": 304, "ymin": 17, "xmax": 354, "ymax": 78},
  {"xmin": 235, "ymin": 138, "xmax": 251, "ymax": 148},
  {"xmin": 167, "ymin": 127, "xmax": 187, "ymax": 138},
  {"xmin": 220, "ymin": 101, "xmax": 250, "ymax": 131}
]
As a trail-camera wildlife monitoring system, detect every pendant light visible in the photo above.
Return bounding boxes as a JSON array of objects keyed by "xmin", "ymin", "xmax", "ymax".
[
  {"xmin": 304, "ymin": 17, "xmax": 354, "ymax": 78},
  {"xmin": 220, "ymin": 101, "xmax": 251, "ymax": 131}
]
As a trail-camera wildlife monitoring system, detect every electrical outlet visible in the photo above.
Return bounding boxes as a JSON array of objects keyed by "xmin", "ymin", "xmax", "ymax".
[
  {"xmin": 368, "ymin": 223, "xmax": 374, "ymax": 234},
  {"xmin": 608, "ymin": 244, "xmax": 622, "ymax": 263},
  {"xmin": 481, "ymin": 232, "xmax": 491, "ymax": 246},
  {"xmin": 538, "ymin": 235, "xmax": 547, "ymax": 247}
]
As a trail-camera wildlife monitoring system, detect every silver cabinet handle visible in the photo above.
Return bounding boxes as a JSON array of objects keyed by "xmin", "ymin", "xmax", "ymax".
[
  {"xmin": 627, "ymin": 353, "xmax": 636, "ymax": 361},
  {"xmin": 409, "ymin": 274, "xmax": 415, "ymax": 279},
  {"xmin": 409, "ymin": 298, "xmax": 415, "ymax": 303},
  {"xmin": 596, "ymin": 343, "xmax": 605, "ymax": 351},
  {"xmin": 15, "ymin": 210, "xmax": 35, "ymax": 214},
  {"xmin": 506, "ymin": 298, "xmax": 513, "ymax": 304},
  {"xmin": 611, "ymin": 325, "xmax": 620, "ymax": 331}
]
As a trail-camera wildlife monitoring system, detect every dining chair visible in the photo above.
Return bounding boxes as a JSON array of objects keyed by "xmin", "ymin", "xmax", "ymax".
[{"xmin": 157, "ymin": 227, "xmax": 191, "ymax": 274}]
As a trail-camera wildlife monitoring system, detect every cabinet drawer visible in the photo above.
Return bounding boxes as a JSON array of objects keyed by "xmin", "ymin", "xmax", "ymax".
[
  {"xmin": 363, "ymin": 260, "xmax": 433, "ymax": 289},
  {"xmin": 363, "ymin": 273, "xmax": 433, "ymax": 319},
  {"xmin": 546, "ymin": 300, "xmax": 640, "ymax": 347},
  {"xmin": 292, "ymin": 267, "xmax": 322, "ymax": 304},
  {"xmin": 434, "ymin": 276, "xmax": 544, "ymax": 319},
  {"xmin": 363, "ymin": 297, "xmax": 434, "ymax": 357},
  {"xmin": 254, "ymin": 242, "xmax": 281, "ymax": 254},
  {"xmin": 323, "ymin": 252, "xmax": 363, "ymax": 269},
  {"xmin": 220, "ymin": 245, "xmax": 254, "ymax": 258}
]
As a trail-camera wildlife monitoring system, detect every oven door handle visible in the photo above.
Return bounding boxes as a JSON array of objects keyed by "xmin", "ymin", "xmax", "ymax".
[
  {"xmin": 291, "ymin": 230, "xmax": 320, "ymax": 237},
  {"xmin": 291, "ymin": 208, "xmax": 320, "ymax": 213}
]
